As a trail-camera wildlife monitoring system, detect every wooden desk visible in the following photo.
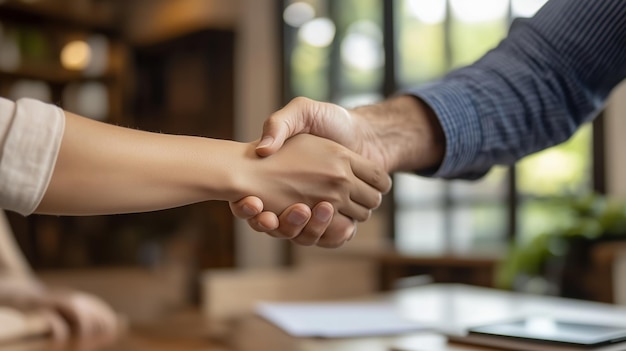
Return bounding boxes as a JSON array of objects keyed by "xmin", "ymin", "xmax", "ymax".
[
  {"xmin": 3, "ymin": 284, "xmax": 626, "ymax": 351},
  {"xmin": 231, "ymin": 284, "xmax": 626, "ymax": 351},
  {"xmin": 0, "ymin": 310, "xmax": 229, "ymax": 351}
]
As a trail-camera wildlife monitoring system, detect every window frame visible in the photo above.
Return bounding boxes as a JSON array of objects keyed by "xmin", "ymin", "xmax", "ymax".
[{"xmin": 278, "ymin": 0, "xmax": 606, "ymax": 257}]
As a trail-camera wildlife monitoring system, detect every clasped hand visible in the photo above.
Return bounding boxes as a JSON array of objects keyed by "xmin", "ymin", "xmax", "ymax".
[{"xmin": 232, "ymin": 133, "xmax": 391, "ymax": 248}]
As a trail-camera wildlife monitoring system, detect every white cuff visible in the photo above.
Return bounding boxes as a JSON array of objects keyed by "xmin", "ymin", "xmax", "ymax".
[{"xmin": 0, "ymin": 98, "xmax": 65, "ymax": 215}]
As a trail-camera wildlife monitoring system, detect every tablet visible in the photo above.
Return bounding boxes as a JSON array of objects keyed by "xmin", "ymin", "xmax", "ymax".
[{"xmin": 468, "ymin": 316, "xmax": 626, "ymax": 347}]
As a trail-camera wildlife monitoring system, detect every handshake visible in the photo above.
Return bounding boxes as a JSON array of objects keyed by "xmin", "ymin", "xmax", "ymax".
[
  {"xmin": 228, "ymin": 97, "xmax": 395, "ymax": 248},
  {"xmin": 229, "ymin": 133, "xmax": 391, "ymax": 248},
  {"xmin": 32, "ymin": 94, "xmax": 439, "ymax": 248},
  {"xmin": 225, "ymin": 95, "xmax": 440, "ymax": 248}
]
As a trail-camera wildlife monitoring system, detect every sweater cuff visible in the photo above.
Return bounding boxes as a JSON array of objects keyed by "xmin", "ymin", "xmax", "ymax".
[
  {"xmin": 405, "ymin": 81, "xmax": 487, "ymax": 180},
  {"xmin": 0, "ymin": 98, "xmax": 65, "ymax": 215}
]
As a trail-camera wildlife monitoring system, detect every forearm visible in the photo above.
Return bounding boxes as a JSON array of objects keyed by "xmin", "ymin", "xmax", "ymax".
[
  {"xmin": 349, "ymin": 96, "xmax": 445, "ymax": 173},
  {"xmin": 37, "ymin": 111, "xmax": 243, "ymax": 215},
  {"xmin": 409, "ymin": 0, "xmax": 626, "ymax": 179}
]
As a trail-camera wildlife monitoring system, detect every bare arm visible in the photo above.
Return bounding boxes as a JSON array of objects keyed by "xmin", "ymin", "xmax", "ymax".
[
  {"xmin": 336, "ymin": 95, "xmax": 444, "ymax": 173},
  {"xmin": 36, "ymin": 111, "xmax": 390, "ymax": 226},
  {"xmin": 37, "ymin": 111, "xmax": 241, "ymax": 215}
]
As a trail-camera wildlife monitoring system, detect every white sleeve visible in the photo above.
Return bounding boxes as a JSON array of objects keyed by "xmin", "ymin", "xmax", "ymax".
[{"xmin": 0, "ymin": 98, "xmax": 65, "ymax": 216}]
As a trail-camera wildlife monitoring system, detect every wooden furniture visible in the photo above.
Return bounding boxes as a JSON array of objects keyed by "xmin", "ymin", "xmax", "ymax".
[
  {"xmin": 365, "ymin": 241, "xmax": 626, "ymax": 304},
  {"xmin": 301, "ymin": 241, "xmax": 624, "ymax": 301},
  {"xmin": 3, "ymin": 284, "xmax": 626, "ymax": 351},
  {"xmin": 375, "ymin": 250, "xmax": 500, "ymax": 291},
  {"xmin": 567, "ymin": 240, "xmax": 626, "ymax": 303},
  {"xmin": 0, "ymin": 310, "xmax": 229, "ymax": 351},
  {"xmin": 322, "ymin": 245, "xmax": 501, "ymax": 291}
]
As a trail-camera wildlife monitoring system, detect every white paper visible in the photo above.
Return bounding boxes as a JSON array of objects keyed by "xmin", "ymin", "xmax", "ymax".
[{"xmin": 256, "ymin": 301, "xmax": 428, "ymax": 338}]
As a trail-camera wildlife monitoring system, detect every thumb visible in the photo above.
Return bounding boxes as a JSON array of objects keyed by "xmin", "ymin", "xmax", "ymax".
[
  {"xmin": 255, "ymin": 118, "xmax": 290, "ymax": 157},
  {"xmin": 255, "ymin": 97, "xmax": 313, "ymax": 157},
  {"xmin": 229, "ymin": 196, "xmax": 263, "ymax": 219}
]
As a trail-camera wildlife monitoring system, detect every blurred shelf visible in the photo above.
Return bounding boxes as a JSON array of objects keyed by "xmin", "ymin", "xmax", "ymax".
[
  {"xmin": 0, "ymin": 0, "xmax": 121, "ymax": 34},
  {"xmin": 0, "ymin": 67, "xmax": 116, "ymax": 84}
]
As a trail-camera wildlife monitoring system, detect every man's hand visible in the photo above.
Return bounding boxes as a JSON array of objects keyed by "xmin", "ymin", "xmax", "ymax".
[
  {"xmin": 255, "ymin": 97, "xmax": 391, "ymax": 170},
  {"xmin": 231, "ymin": 95, "xmax": 444, "ymax": 246}
]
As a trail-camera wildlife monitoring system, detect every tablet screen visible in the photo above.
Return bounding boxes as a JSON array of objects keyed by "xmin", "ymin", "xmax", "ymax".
[{"xmin": 469, "ymin": 317, "xmax": 626, "ymax": 346}]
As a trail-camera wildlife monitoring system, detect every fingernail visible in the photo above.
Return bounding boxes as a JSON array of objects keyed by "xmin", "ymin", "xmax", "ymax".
[
  {"xmin": 242, "ymin": 204, "xmax": 257, "ymax": 217},
  {"xmin": 314, "ymin": 206, "xmax": 332, "ymax": 222},
  {"xmin": 287, "ymin": 210, "xmax": 308, "ymax": 226},
  {"xmin": 348, "ymin": 226, "xmax": 357, "ymax": 241},
  {"xmin": 257, "ymin": 136, "xmax": 274, "ymax": 149}
]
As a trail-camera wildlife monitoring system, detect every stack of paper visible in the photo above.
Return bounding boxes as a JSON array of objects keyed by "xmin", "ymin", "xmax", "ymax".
[{"xmin": 256, "ymin": 301, "xmax": 427, "ymax": 338}]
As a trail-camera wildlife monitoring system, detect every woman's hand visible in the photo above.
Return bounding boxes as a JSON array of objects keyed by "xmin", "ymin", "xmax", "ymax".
[
  {"xmin": 0, "ymin": 276, "xmax": 120, "ymax": 341},
  {"xmin": 231, "ymin": 134, "xmax": 391, "ymax": 247},
  {"xmin": 45, "ymin": 289, "xmax": 120, "ymax": 338}
]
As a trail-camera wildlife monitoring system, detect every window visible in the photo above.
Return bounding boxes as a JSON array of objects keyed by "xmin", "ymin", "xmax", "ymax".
[{"xmin": 280, "ymin": 0, "xmax": 601, "ymax": 254}]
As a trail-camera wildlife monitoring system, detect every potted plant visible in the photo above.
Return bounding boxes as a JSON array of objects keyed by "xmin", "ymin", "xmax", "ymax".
[{"xmin": 495, "ymin": 192, "xmax": 626, "ymax": 299}]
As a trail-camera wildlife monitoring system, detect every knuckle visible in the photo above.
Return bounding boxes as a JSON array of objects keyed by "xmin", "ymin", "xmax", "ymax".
[
  {"xmin": 355, "ymin": 209, "xmax": 372, "ymax": 222},
  {"xmin": 329, "ymin": 170, "xmax": 351, "ymax": 188},
  {"xmin": 372, "ymin": 168, "xmax": 387, "ymax": 190},
  {"xmin": 264, "ymin": 112, "xmax": 280, "ymax": 127},
  {"xmin": 292, "ymin": 96, "xmax": 310, "ymax": 105}
]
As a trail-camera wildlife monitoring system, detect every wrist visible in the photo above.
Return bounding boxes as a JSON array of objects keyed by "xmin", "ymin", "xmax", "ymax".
[
  {"xmin": 350, "ymin": 95, "xmax": 445, "ymax": 173},
  {"xmin": 410, "ymin": 96, "xmax": 446, "ymax": 173},
  {"xmin": 196, "ymin": 139, "xmax": 256, "ymax": 203}
]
